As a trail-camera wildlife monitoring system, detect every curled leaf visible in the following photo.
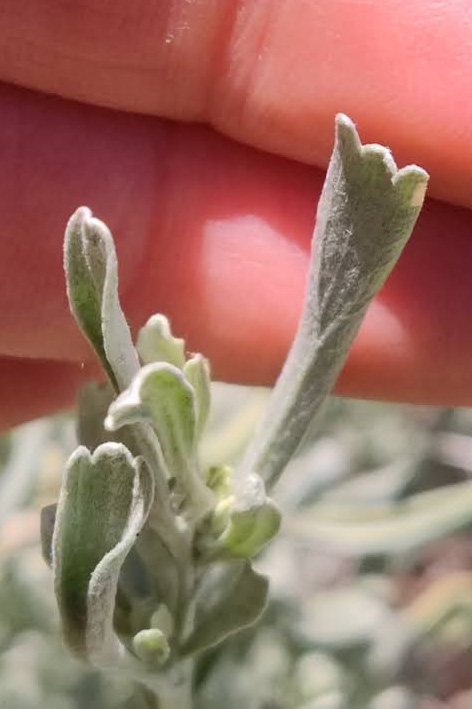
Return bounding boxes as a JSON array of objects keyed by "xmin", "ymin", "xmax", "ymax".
[
  {"xmin": 137, "ymin": 314, "xmax": 186, "ymax": 369},
  {"xmin": 199, "ymin": 474, "xmax": 281, "ymax": 560},
  {"xmin": 106, "ymin": 363, "xmax": 214, "ymax": 518},
  {"xmin": 64, "ymin": 207, "xmax": 140, "ymax": 391},
  {"xmin": 183, "ymin": 354, "xmax": 211, "ymax": 438},
  {"xmin": 52, "ymin": 443, "xmax": 154, "ymax": 667}
]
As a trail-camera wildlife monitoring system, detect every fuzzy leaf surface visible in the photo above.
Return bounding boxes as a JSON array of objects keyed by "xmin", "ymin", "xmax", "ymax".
[
  {"xmin": 64, "ymin": 207, "xmax": 140, "ymax": 391},
  {"xmin": 240, "ymin": 115, "xmax": 429, "ymax": 489},
  {"xmin": 52, "ymin": 443, "xmax": 153, "ymax": 666},
  {"xmin": 106, "ymin": 363, "xmax": 214, "ymax": 516},
  {"xmin": 136, "ymin": 314, "xmax": 186, "ymax": 369}
]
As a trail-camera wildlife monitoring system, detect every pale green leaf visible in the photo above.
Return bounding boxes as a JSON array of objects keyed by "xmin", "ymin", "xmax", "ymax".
[
  {"xmin": 106, "ymin": 363, "xmax": 214, "ymax": 517},
  {"xmin": 106, "ymin": 363, "xmax": 196, "ymax": 468},
  {"xmin": 136, "ymin": 314, "xmax": 186, "ymax": 369},
  {"xmin": 199, "ymin": 474, "xmax": 281, "ymax": 559},
  {"xmin": 183, "ymin": 354, "xmax": 211, "ymax": 438}
]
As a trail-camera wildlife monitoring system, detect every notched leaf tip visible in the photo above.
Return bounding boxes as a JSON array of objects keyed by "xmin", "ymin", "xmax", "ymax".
[{"xmin": 335, "ymin": 113, "xmax": 429, "ymax": 199}]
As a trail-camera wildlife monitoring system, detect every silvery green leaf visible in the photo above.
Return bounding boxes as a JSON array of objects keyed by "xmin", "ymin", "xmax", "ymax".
[
  {"xmin": 240, "ymin": 114, "xmax": 429, "ymax": 489},
  {"xmin": 40, "ymin": 503, "xmax": 57, "ymax": 568},
  {"xmin": 106, "ymin": 363, "xmax": 214, "ymax": 517},
  {"xmin": 64, "ymin": 208, "xmax": 112, "ymax": 384},
  {"xmin": 106, "ymin": 363, "xmax": 196, "ymax": 467},
  {"xmin": 290, "ymin": 481, "xmax": 472, "ymax": 556},
  {"xmin": 183, "ymin": 354, "xmax": 211, "ymax": 438},
  {"xmin": 180, "ymin": 561, "xmax": 269, "ymax": 655},
  {"xmin": 64, "ymin": 207, "xmax": 140, "ymax": 391},
  {"xmin": 52, "ymin": 443, "xmax": 154, "ymax": 667},
  {"xmin": 136, "ymin": 314, "xmax": 186, "ymax": 369}
]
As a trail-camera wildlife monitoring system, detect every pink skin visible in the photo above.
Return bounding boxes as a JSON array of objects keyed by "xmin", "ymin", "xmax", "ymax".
[{"xmin": 1, "ymin": 0, "xmax": 472, "ymax": 430}]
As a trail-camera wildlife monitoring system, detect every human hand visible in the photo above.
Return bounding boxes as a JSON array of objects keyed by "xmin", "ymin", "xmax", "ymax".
[{"xmin": 1, "ymin": 0, "xmax": 471, "ymax": 430}]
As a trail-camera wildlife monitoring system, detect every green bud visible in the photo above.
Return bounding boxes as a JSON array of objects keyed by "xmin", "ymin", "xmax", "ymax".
[
  {"xmin": 206, "ymin": 464, "xmax": 233, "ymax": 498},
  {"xmin": 198, "ymin": 474, "xmax": 281, "ymax": 560},
  {"xmin": 219, "ymin": 497, "xmax": 281, "ymax": 559},
  {"xmin": 133, "ymin": 628, "xmax": 170, "ymax": 665}
]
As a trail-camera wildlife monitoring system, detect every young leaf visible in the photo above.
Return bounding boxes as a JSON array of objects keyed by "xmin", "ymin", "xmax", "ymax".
[
  {"xmin": 198, "ymin": 474, "xmax": 281, "ymax": 560},
  {"xmin": 64, "ymin": 207, "xmax": 140, "ymax": 391},
  {"xmin": 106, "ymin": 363, "xmax": 197, "ymax": 469},
  {"xmin": 240, "ymin": 114, "xmax": 429, "ymax": 489},
  {"xmin": 180, "ymin": 561, "xmax": 269, "ymax": 655},
  {"xmin": 64, "ymin": 208, "xmax": 113, "ymax": 384},
  {"xmin": 106, "ymin": 363, "xmax": 215, "ymax": 518},
  {"xmin": 137, "ymin": 314, "xmax": 186, "ymax": 369},
  {"xmin": 183, "ymin": 354, "xmax": 211, "ymax": 438},
  {"xmin": 52, "ymin": 443, "xmax": 154, "ymax": 667}
]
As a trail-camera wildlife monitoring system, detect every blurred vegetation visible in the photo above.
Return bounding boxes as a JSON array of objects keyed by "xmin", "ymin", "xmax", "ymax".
[{"xmin": 0, "ymin": 386, "xmax": 471, "ymax": 708}]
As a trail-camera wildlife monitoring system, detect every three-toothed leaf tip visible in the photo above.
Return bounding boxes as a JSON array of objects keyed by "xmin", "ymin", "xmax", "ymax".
[{"xmin": 240, "ymin": 114, "xmax": 429, "ymax": 489}]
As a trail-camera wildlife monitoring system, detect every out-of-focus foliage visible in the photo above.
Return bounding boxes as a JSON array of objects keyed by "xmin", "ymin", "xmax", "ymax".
[{"xmin": 0, "ymin": 390, "xmax": 471, "ymax": 707}]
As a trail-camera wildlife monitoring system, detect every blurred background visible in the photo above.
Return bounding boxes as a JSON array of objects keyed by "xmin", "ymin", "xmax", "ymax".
[{"xmin": 0, "ymin": 385, "xmax": 471, "ymax": 708}]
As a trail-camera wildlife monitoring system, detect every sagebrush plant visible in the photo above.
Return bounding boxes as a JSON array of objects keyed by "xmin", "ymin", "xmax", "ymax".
[{"xmin": 40, "ymin": 115, "xmax": 428, "ymax": 707}]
